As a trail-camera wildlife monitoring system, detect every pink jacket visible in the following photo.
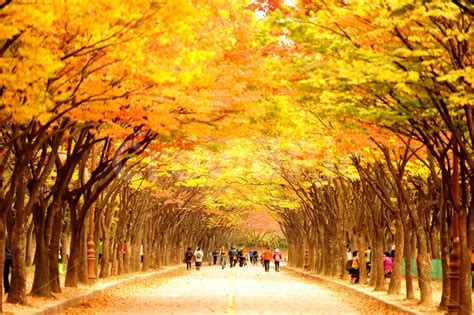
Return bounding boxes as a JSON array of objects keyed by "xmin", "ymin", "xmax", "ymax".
[{"xmin": 383, "ymin": 256, "xmax": 393, "ymax": 273}]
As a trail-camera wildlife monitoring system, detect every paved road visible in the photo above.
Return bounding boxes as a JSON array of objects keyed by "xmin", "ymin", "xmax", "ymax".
[{"xmin": 63, "ymin": 264, "xmax": 360, "ymax": 314}]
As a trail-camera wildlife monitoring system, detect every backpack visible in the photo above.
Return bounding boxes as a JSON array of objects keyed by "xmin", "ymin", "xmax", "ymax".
[
  {"xmin": 186, "ymin": 251, "xmax": 193, "ymax": 259},
  {"xmin": 196, "ymin": 251, "xmax": 202, "ymax": 259},
  {"xmin": 274, "ymin": 253, "xmax": 281, "ymax": 262}
]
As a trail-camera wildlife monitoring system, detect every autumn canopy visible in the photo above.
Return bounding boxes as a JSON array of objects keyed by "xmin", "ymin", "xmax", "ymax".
[{"xmin": 1, "ymin": 0, "xmax": 473, "ymax": 313}]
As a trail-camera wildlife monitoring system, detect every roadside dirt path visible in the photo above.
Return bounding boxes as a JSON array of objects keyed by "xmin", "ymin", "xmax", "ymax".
[{"xmin": 62, "ymin": 264, "xmax": 401, "ymax": 314}]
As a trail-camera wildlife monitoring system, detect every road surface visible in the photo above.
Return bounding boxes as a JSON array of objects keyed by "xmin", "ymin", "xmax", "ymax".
[{"xmin": 63, "ymin": 263, "xmax": 379, "ymax": 314}]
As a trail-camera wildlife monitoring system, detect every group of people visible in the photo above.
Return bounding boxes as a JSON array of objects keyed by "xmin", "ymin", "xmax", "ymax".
[
  {"xmin": 261, "ymin": 247, "xmax": 282, "ymax": 272},
  {"xmin": 225, "ymin": 246, "xmax": 247, "ymax": 268},
  {"xmin": 184, "ymin": 246, "xmax": 283, "ymax": 272},
  {"xmin": 222, "ymin": 246, "xmax": 282, "ymax": 272},
  {"xmin": 184, "ymin": 247, "xmax": 204, "ymax": 270},
  {"xmin": 347, "ymin": 243, "xmax": 433, "ymax": 286},
  {"xmin": 347, "ymin": 246, "xmax": 394, "ymax": 283}
]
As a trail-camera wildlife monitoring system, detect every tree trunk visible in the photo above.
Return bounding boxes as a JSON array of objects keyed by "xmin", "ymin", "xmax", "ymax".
[
  {"xmin": 308, "ymin": 230, "xmax": 316, "ymax": 271},
  {"xmin": 31, "ymin": 235, "xmax": 50, "ymax": 296},
  {"xmin": 62, "ymin": 228, "xmax": 71, "ymax": 264},
  {"xmin": 79, "ymin": 225, "xmax": 88, "ymax": 283},
  {"xmin": 94, "ymin": 211, "xmax": 102, "ymax": 277},
  {"xmin": 323, "ymin": 231, "xmax": 332, "ymax": 275},
  {"xmin": 99, "ymin": 230, "xmax": 110, "ymax": 278},
  {"xmin": 404, "ymin": 227, "xmax": 415, "ymax": 299},
  {"xmin": 316, "ymin": 228, "xmax": 323, "ymax": 273},
  {"xmin": 416, "ymin": 228, "xmax": 433, "ymax": 305},
  {"xmin": 7, "ymin": 174, "xmax": 28, "ymax": 304},
  {"xmin": 388, "ymin": 213, "xmax": 403, "ymax": 295},
  {"xmin": 25, "ymin": 222, "xmax": 34, "ymax": 267},
  {"xmin": 0, "ymin": 209, "xmax": 8, "ymax": 312},
  {"xmin": 30, "ymin": 203, "xmax": 51, "ymax": 297},
  {"xmin": 49, "ymin": 202, "xmax": 63, "ymax": 293},
  {"xmin": 438, "ymin": 185, "xmax": 450, "ymax": 310},
  {"xmin": 458, "ymin": 204, "xmax": 471, "ymax": 314},
  {"xmin": 65, "ymin": 224, "xmax": 84, "ymax": 287},
  {"xmin": 340, "ymin": 235, "xmax": 348, "ymax": 279},
  {"xmin": 373, "ymin": 228, "xmax": 385, "ymax": 291},
  {"xmin": 358, "ymin": 237, "xmax": 367, "ymax": 285},
  {"xmin": 142, "ymin": 217, "xmax": 150, "ymax": 272}
]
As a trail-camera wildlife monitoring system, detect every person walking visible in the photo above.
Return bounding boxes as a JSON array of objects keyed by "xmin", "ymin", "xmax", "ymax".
[
  {"xmin": 212, "ymin": 249, "xmax": 219, "ymax": 265},
  {"xmin": 228, "ymin": 246, "xmax": 238, "ymax": 268},
  {"xmin": 346, "ymin": 246, "xmax": 352, "ymax": 261},
  {"xmin": 349, "ymin": 250, "xmax": 360, "ymax": 284},
  {"xmin": 219, "ymin": 247, "xmax": 227, "ymax": 269},
  {"xmin": 238, "ymin": 247, "xmax": 245, "ymax": 267},
  {"xmin": 228, "ymin": 247, "xmax": 234, "ymax": 268},
  {"xmin": 4, "ymin": 234, "xmax": 12, "ymax": 294},
  {"xmin": 194, "ymin": 246, "xmax": 204, "ymax": 271},
  {"xmin": 208, "ymin": 251, "xmax": 213, "ymax": 266},
  {"xmin": 232, "ymin": 247, "xmax": 238, "ymax": 267},
  {"xmin": 262, "ymin": 247, "xmax": 272, "ymax": 272},
  {"xmin": 364, "ymin": 247, "xmax": 371, "ymax": 276},
  {"xmin": 252, "ymin": 250, "xmax": 259, "ymax": 265},
  {"xmin": 98, "ymin": 238, "xmax": 103, "ymax": 262},
  {"xmin": 383, "ymin": 251, "xmax": 393, "ymax": 278},
  {"xmin": 185, "ymin": 247, "xmax": 194, "ymax": 270},
  {"xmin": 122, "ymin": 241, "xmax": 127, "ymax": 259},
  {"xmin": 273, "ymin": 248, "xmax": 282, "ymax": 272}
]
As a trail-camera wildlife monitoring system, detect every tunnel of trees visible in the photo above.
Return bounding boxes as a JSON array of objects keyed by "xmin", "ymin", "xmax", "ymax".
[{"xmin": 1, "ymin": 0, "xmax": 473, "ymax": 314}]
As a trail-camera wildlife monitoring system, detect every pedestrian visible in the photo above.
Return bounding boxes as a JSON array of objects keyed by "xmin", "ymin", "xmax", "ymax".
[
  {"xmin": 391, "ymin": 243, "xmax": 396, "ymax": 259},
  {"xmin": 232, "ymin": 247, "xmax": 238, "ymax": 267},
  {"xmin": 349, "ymin": 250, "xmax": 360, "ymax": 284},
  {"xmin": 194, "ymin": 246, "xmax": 204, "ymax": 271},
  {"xmin": 383, "ymin": 251, "xmax": 393, "ymax": 278},
  {"xmin": 228, "ymin": 246, "xmax": 238, "ymax": 268},
  {"xmin": 122, "ymin": 240, "xmax": 127, "ymax": 259},
  {"xmin": 262, "ymin": 247, "xmax": 272, "ymax": 272},
  {"xmin": 228, "ymin": 247, "xmax": 233, "ymax": 267},
  {"xmin": 4, "ymin": 234, "xmax": 12, "ymax": 294},
  {"xmin": 185, "ymin": 247, "xmax": 194, "ymax": 270},
  {"xmin": 208, "ymin": 251, "xmax": 213, "ymax": 266},
  {"xmin": 219, "ymin": 247, "xmax": 227, "ymax": 269},
  {"xmin": 238, "ymin": 247, "xmax": 244, "ymax": 267},
  {"xmin": 58, "ymin": 243, "xmax": 63, "ymax": 262},
  {"xmin": 98, "ymin": 238, "xmax": 103, "ymax": 262},
  {"xmin": 252, "ymin": 250, "xmax": 259, "ymax": 265},
  {"xmin": 273, "ymin": 248, "xmax": 282, "ymax": 272},
  {"xmin": 140, "ymin": 244, "xmax": 144, "ymax": 263},
  {"xmin": 212, "ymin": 249, "xmax": 219, "ymax": 265},
  {"xmin": 346, "ymin": 246, "xmax": 352, "ymax": 261},
  {"xmin": 364, "ymin": 246, "xmax": 371, "ymax": 275}
]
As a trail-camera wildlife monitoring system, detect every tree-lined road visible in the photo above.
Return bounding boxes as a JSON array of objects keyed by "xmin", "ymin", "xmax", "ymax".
[{"xmin": 63, "ymin": 265, "xmax": 366, "ymax": 314}]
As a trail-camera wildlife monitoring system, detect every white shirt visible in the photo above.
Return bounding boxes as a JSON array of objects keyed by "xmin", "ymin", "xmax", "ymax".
[{"xmin": 194, "ymin": 250, "xmax": 204, "ymax": 262}]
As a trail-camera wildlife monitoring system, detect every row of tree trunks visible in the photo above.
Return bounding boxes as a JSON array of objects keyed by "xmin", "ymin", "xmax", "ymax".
[{"xmin": 275, "ymin": 141, "xmax": 448, "ymax": 307}]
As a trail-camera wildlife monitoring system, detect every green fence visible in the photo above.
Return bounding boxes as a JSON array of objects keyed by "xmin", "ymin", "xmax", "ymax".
[{"xmin": 401, "ymin": 258, "xmax": 442, "ymax": 280}]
